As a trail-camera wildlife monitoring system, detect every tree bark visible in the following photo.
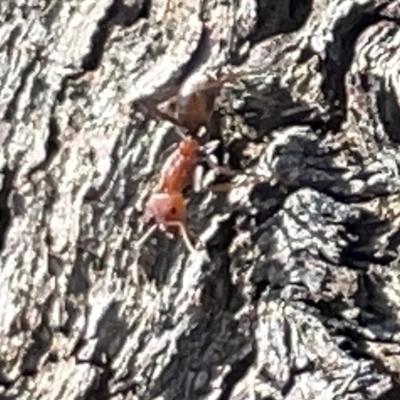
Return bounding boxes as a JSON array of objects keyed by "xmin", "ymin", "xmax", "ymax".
[{"xmin": 0, "ymin": 0, "xmax": 400, "ymax": 399}]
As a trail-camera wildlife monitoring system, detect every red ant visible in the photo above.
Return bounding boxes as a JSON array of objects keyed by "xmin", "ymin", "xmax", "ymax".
[
  {"xmin": 135, "ymin": 136, "xmax": 201, "ymax": 257},
  {"xmin": 134, "ymin": 131, "xmax": 226, "ymax": 257}
]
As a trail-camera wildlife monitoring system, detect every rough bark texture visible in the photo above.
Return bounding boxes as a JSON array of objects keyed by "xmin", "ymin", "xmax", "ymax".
[{"xmin": 1, "ymin": 0, "xmax": 400, "ymax": 399}]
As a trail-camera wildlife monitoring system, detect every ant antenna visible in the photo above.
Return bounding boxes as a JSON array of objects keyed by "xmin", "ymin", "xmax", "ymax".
[
  {"xmin": 165, "ymin": 221, "xmax": 199, "ymax": 254},
  {"xmin": 131, "ymin": 221, "xmax": 201, "ymax": 285},
  {"xmin": 131, "ymin": 225, "xmax": 158, "ymax": 285},
  {"xmin": 135, "ymin": 224, "xmax": 158, "ymax": 249},
  {"xmin": 134, "ymin": 98, "xmax": 189, "ymax": 141}
]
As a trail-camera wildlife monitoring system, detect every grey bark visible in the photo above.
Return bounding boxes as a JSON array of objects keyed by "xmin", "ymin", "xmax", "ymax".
[{"xmin": 0, "ymin": 0, "xmax": 400, "ymax": 399}]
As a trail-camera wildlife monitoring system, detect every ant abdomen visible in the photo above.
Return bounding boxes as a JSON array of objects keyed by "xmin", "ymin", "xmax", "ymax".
[{"xmin": 157, "ymin": 138, "xmax": 200, "ymax": 193}]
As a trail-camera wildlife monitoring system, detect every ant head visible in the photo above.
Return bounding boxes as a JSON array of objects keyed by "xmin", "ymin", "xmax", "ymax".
[{"xmin": 144, "ymin": 191, "xmax": 186, "ymax": 234}]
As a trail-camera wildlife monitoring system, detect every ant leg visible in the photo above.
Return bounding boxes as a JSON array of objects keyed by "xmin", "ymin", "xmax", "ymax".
[
  {"xmin": 208, "ymin": 182, "xmax": 233, "ymax": 193},
  {"xmin": 202, "ymin": 153, "xmax": 239, "ymax": 177},
  {"xmin": 193, "ymin": 164, "xmax": 205, "ymax": 193},
  {"xmin": 199, "ymin": 140, "xmax": 239, "ymax": 177},
  {"xmin": 193, "ymin": 163, "xmax": 234, "ymax": 194},
  {"xmin": 201, "ymin": 139, "xmax": 221, "ymax": 155},
  {"xmin": 132, "ymin": 225, "xmax": 158, "ymax": 285},
  {"xmin": 135, "ymin": 99, "xmax": 190, "ymax": 142},
  {"xmin": 178, "ymin": 222, "xmax": 198, "ymax": 254},
  {"xmin": 165, "ymin": 221, "xmax": 198, "ymax": 254},
  {"xmin": 195, "ymin": 70, "xmax": 247, "ymax": 94},
  {"xmin": 135, "ymin": 98, "xmax": 184, "ymax": 129},
  {"xmin": 220, "ymin": 70, "xmax": 247, "ymax": 85},
  {"xmin": 195, "ymin": 150, "xmax": 240, "ymax": 194},
  {"xmin": 135, "ymin": 224, "xmax": 158, "ymax": 249},
  {"xmin": 131, "ymin": 255, "xmax": 148, "ymax": 286}
]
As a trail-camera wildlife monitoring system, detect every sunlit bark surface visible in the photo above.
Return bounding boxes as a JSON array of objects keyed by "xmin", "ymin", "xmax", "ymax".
[{"xmin": 0, "ymin": 0, "xmax": 400, "ymax": 399}]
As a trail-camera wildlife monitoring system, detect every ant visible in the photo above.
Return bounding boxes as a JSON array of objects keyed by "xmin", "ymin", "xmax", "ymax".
[
  {"xmin": 134, "ymin": 66, "xmax": 246, "ymax": 137},
  {"xmin": 131, "ymin": 47, "xmax": 253, "ymax": 283},
  {"xmin": 134, "ymin": 129, "xmax": 225, "ymax": 261},
  {"xmin": 130, "ymin": 134, "xmax": 205, "ymax": 284},
  {"xmin": 135, "ymin": 135, "xmax": 201, "ymax": 256}
]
